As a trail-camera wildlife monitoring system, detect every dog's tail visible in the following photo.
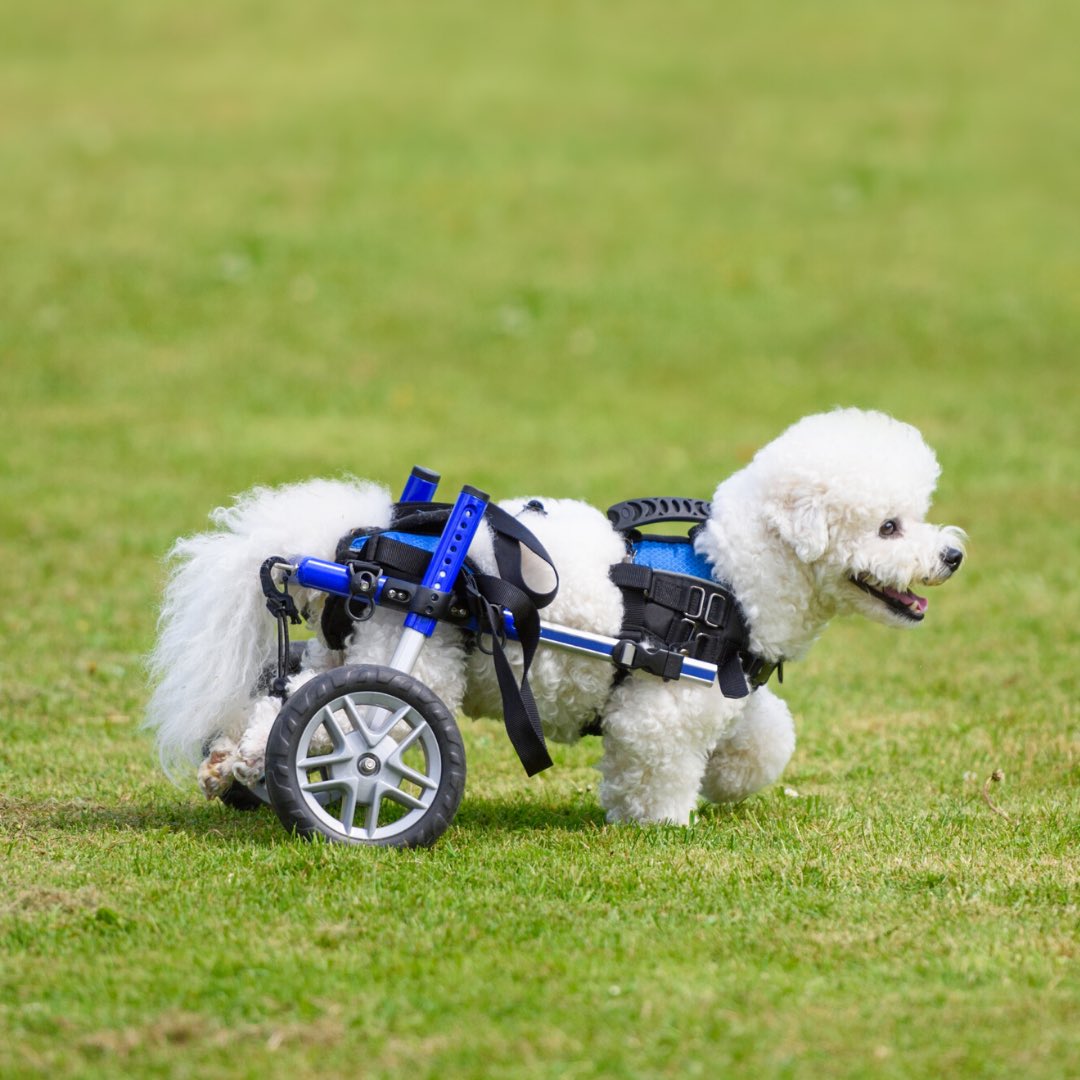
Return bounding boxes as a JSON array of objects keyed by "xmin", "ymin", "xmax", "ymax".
[{"xmin": 145, "ymin": 477, "xmax": 393, "ymax": 780}]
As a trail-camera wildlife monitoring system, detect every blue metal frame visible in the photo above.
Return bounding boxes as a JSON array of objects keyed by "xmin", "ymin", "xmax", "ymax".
[
  {"xmin": 399, "ymin": 465, "xmax": 440, "ymax": 504},
  {"xmin": 404, "ymin": 485, "xmax": 488, "ymax": 637},
  {"xmin": 290, "ymin": 466, "xmax": 719, "ymax": 689},
  {"xmin": 294, "ymin": 557, "xmax": 352, "ymax": 596}
]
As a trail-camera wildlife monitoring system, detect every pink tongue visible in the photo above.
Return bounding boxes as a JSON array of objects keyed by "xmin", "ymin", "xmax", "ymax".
[{"xmin": 883, "ymin": 585, "xmax": 928, "ymax": 613}]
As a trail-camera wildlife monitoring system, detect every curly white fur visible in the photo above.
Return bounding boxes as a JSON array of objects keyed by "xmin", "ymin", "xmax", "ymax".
[
  {"xmin": 146, "ymin": 408, "xmax": 964, "ymax": 823},
  {"xmin": 146, "ymin": 478, "xmax": 392, "ymax": 777}
]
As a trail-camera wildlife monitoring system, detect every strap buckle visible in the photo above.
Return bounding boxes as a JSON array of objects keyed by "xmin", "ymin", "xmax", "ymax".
[
  {"xmin": 704, "ymin": 591, "xmax": 728, "ymax": 628},
  {"xmin": 742, "ymin": 654, "xmax": 784, "ymax": 687},
  {"xmin": 611, "ymin": 638, "xmax": 684, "ymax": 681},
  {"xmin": 684, "ymin": 584, "xmax": 705, "ymax": 620}
]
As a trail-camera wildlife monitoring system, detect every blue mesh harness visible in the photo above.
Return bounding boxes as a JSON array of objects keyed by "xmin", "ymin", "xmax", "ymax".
[
  {"xmin": 606, "ymin": 499, "xmax": 782, "ymax": 697},
  {"xmin": 630, "ymin": 538, "xmax": 715, "ymax": 579}
]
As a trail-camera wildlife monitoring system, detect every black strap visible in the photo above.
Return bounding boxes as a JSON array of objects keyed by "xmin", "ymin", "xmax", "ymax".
[
  {"xmin": 467, "ymin": 504, "xmax": 558, "ymax": 774},
  {"xmin": 259, "ymin": 557, "xmax": 302, "ymax": 701},
  {"xmin": 329, "ymin": 500, "xmax": 560, "ymax": 775},
  {"xmin": 363, "ymin": 534, "xmax": 436, "ymax": 579},
  {"xmin": 342, "ymin": 501, "xmax": 560, "ymax": 611},
  {"xmin": 469, "ymin": 573, "xmax": 553, "ymax": 776},
  {"xmin": 716, "ymin": 651, "xmax": 750, "ymax": 698},
  {"xmin": 608, "ymin": 560, "xmax": 759, "ymax": 698},
  {"xmin": 484, "ymin": 503, "xmax": 560, "ymax": 609}
]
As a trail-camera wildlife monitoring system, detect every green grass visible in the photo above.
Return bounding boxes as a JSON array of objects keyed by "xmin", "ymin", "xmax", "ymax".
[{"xmin": 1, "ymin": 1, "xmax": 1078, "ymax": 1076}]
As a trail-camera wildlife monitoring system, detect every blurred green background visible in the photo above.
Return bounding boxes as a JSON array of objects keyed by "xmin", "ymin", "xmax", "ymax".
[{"xmin": 1, "ymin": 2, "xmax": 1077, "ymax": 1077}]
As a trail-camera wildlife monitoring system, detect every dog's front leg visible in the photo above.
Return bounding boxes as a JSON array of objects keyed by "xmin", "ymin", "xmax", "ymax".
[
  {"xmin": 699, "ymin": 686, "xmax": 795, "ymax": 805},
  {"xmin": 596, "ymin": 679, "xmax": 721, "ymax": 825}
]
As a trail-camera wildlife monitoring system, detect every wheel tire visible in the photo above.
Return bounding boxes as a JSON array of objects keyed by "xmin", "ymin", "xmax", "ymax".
[{"xmin": 265, "ymin": 664, "xmax": 466, "ymax": 848}]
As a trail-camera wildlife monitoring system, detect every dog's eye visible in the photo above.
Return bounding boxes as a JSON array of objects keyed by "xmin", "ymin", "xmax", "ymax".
[{"xmin": 878, "ymin": 519, "xmax": 901, "ymax": 538}]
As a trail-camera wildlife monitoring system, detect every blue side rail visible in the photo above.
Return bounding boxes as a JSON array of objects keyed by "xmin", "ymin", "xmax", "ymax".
[
  {"xmin": 291, "ymin": 553, "xmax": 717, "ymax": 686},
  {"xmin": 280, "ymin": 469, "xmax": 719, "ymax": 688}
]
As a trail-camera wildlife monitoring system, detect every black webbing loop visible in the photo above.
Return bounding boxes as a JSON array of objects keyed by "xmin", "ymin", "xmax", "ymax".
[
  {"xmin": 477, "ymin": 504, "xmax": 559, "ymax": 774},
  {"xmin": 716, "ymin": 651, "xmax": 750, "ymax": 699},
  {"xmin": 361, "ymin": 535, "xmax": 431, "ymax": 579},
  {"xmin": 468, "ymin": 574, "xmax": 553, "ymax": 776},
  {"xmin": 484, "ymin": 503, "xmax": 560, "ymax": 610}
]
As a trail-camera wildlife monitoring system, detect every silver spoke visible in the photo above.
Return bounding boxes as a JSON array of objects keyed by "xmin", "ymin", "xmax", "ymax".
[
  {"xmin": 297, "ymin": 748, "xmax": 355, "ymax": 770},
  {"xmin": 382, "ymin": 784, "xmax": 426, "ymax": 811},
  {"xmin": 390, "ymin": 719, "xmax": 427, "ymax": 756},
  {"xmin": 387, "ymin": 760, "xmax": 438, "ymax": 792},
  {"xmin": 374, "ymin": 703, "xmax": 413, "ymax": 739},
  {"xmin": 341, "ymin": 695, "xmax": 379, "ymax": 747},
  {"xmin": 302, "ymin": 776, "xmax": 353, "ymax": 796},
  {"xmin": 318, "ymin": 707, "xmax": 349, "ymax": 750},
  {"xmin": 364, "ymin": 788, "xmax": 384, "ymax": 837},
  {"xmin": 338, "ymin": 784, "xmax": 358, "ymax": 837}
]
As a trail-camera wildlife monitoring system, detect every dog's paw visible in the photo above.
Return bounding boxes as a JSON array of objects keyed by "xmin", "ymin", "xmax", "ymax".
[
  {"xmin": 231, "ymin": 754, "xmax": 265, "ymax": 787},
  {"xmin": 198, "ymin": 737, "xmax": 240, "ymax": 800}
]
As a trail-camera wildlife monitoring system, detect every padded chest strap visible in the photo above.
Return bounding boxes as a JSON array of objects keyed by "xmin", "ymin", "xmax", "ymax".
[{"xmin": 609, "ymin": 560, "xmax": 753, "ymax": 698}]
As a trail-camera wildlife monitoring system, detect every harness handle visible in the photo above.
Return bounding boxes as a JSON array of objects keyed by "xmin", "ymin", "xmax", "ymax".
[{"xmin": 607, "ymin": 497, "xmax": 711, "ymax": 533}]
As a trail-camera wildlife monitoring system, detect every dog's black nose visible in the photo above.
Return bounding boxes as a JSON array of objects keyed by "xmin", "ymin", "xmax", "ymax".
[{"xmin": 942, "ymin": 547, "xmax": 964, "ymax": 572}]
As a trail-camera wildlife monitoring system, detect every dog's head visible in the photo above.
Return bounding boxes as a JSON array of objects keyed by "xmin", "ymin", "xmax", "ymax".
[{"xmin": 756, "ymin": 408, "xmax": 965, "ymax": 628}]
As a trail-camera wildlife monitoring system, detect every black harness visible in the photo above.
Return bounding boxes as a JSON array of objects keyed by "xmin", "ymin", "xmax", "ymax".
[{"xmin": 604, "ymin": 498, "xmax": 783, "ymax": 698}]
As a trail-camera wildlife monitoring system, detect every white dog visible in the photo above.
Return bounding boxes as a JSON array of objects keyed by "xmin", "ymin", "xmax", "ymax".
[{"xmin": 146, "ymin": 408, "xmax": 964, "ymax": 827}]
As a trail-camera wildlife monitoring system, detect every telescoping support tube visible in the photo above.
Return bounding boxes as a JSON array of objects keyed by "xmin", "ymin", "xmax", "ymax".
[
  {"xmin": 399, "ymin": 465, "xmax": 440, "ymax": 503},
  {"xmin": 387, "ymin": 484, "xmax": 490, "ymax": 675},
  {"xmin": 292, "ymin": 557, "xmax": 351, "ymax": 596}
]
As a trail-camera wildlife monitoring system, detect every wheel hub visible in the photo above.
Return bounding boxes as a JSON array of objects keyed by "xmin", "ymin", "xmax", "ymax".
[{"xmin": 358, "ymin": 753, "xmax": 381, "ymax": 776}]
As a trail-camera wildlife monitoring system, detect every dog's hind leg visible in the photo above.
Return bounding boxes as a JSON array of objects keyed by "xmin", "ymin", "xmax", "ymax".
[
  {"xmin": 230, "ymin": 640, "xmax": 342, "ymax": 788},
  {"xmin": 597, "ymin": 679, "xmax": 724, "ymax": 825},
  {"xmin": 699, "ymin": 687, "xmax": 795, "ymax": 805},
  {"xmin": 198, "ymin": 734, "xmax": 241, "ymax": 800}
]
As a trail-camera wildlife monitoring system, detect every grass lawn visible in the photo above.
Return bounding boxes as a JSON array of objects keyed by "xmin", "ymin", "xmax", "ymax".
[{"xmin": 1, "ymin": 1, "xmax": 1077, "ymax": 1077}]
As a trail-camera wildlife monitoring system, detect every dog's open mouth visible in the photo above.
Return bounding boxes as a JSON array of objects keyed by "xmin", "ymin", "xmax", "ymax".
[{"xmin": 850, "ymin": 574, "xmax": 928, "ymax": 621}]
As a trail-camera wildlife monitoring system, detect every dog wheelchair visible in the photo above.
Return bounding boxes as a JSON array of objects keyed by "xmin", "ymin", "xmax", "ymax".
[{"xmin": 234, "ymin": 467, "xmax": 774, "ymax": 848}]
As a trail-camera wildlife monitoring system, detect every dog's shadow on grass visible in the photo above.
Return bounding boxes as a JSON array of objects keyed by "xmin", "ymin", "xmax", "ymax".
[
  {"xmin": 17, "ymin": 794, "xmax": 280, "ymax": 841},
  {"xmin": 22, "ymin": 792, "xmax": 606, "ymax": 844},
  {"xmin": 452, "ymin": 795, "xmax": 606, "ymax": 837}
]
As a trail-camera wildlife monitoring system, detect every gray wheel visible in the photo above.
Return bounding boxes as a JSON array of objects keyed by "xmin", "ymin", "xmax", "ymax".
[{"xmin": 264, "ymin": 665, "xmax": 466, "ymax": 848}]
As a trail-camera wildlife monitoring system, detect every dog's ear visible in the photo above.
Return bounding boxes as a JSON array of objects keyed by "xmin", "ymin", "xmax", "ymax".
[{"xmin": 765, "ymin": 482, "xmax": 830, "ymax": 563}]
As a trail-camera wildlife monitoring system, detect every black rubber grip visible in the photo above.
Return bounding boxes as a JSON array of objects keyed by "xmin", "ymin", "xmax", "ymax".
[{"xmin": 606, "ymin": 497, "xmax": 712, "ymax": 531}]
